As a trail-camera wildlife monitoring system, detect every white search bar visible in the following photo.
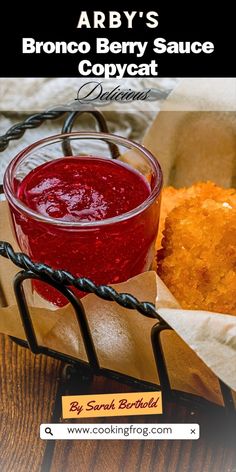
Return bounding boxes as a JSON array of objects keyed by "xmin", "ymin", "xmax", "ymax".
[{"xmin": 40, "ymin": 423, "xmax": 200, "ymax": 440}]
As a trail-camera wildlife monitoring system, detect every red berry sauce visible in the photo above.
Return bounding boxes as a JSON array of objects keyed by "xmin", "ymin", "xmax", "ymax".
[
  {"xmin": 18, "ymin": 157, "xmax": 150, "ymax": 222},
  {"xmin": 11, "ymin": 156, "xmax": 160, "ymax": 306}
]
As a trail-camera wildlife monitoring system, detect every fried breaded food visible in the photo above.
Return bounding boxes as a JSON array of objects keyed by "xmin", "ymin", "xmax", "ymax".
[
  {"xmin": 156, "ymin": 181, "xmax": 236, "ymax": 251},
  {"xmin": 157, "ymin": 196, "xmax": 236, "ymax": 315}
]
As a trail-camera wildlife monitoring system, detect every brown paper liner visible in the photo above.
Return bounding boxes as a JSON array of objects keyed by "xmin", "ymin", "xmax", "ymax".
[{"xmin": 1, "ymin": 201, "xmax": 235, "ymax": 406}]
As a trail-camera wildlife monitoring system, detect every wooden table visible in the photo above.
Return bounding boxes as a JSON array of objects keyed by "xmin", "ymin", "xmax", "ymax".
[{"xmin": 0, "ymin": 333, "xmax": 235, "ymax": 472}]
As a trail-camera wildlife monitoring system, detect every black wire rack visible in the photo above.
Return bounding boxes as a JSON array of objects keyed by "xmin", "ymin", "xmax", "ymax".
[{"xmin": 0, "ymin": 108, "xmax": 235, "ymax": 417}]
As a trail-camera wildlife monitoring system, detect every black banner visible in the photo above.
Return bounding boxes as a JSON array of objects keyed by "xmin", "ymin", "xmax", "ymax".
[{"xmin": 0, "ymin": 4, "xmax": 234, "ymax": 77}]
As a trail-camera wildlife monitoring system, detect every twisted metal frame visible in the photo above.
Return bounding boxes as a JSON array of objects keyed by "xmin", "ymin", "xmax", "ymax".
[
  {"xmin": 0, "ymin": 242, "xmax": 160, "ymax": 320},
  {"xmin": 0, "ymin": 108, "xmax": 235, "ymax": 415},
  {"xmin": 0, "ymin": 110, "xmax": 65, "ymax": 152},
  {"xmin": 0, "ymin": 242, "xmax": 234, "ymax": 414}
]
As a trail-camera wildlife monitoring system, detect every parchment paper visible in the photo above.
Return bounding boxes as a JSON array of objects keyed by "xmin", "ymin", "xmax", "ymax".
[
  {"xmin": 0, "ymin": 78, "xmax": 236, "ymax": 407},
  {"xmin": 0, "ymin": 202, "xmax": 235, "ymax": 406},
  {"xmin": 143, "ymin": 79, "xmax": 236, "ymax": 187}
]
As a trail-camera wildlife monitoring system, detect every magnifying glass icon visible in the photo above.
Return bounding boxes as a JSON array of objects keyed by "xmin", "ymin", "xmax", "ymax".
[{"xmin": 45, "ymin": 427, "xmax": 53, "ymax": 436}]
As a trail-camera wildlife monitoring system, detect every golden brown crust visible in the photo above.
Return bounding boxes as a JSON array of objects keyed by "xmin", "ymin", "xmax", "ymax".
[
  {"xmin": 156, "ymin": 182, "xmax": 236, "ymax": 250},
  {"xmin": 156, "ymin": 182, "xmax": 236, "ymax": 315}
]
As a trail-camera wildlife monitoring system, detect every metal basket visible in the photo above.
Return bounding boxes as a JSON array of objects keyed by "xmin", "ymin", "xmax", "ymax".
[{"xmin": 0, "ymin": 109, "xmax": 235, "ymax": 415}]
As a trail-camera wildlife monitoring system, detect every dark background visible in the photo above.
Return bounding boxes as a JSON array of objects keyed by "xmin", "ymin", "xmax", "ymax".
[{"xmin": 0, "ymin": 3, "xmax": 234, "ymax": 77}]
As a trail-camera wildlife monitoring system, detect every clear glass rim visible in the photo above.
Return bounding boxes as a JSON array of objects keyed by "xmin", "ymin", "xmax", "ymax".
[{"xmin": 3, "ymin": 131, "xmax": 163, "ymax": 228}]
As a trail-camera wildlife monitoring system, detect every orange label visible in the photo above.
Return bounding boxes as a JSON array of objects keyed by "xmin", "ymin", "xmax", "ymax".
[{"xmin": 62, "ymin": 391, "xmax": 162, "ymax": 419}]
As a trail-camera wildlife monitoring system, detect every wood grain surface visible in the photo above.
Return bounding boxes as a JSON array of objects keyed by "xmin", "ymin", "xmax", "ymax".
[
  {"xmin": 0, "ymin": 335, "xmax": 235, "ymax": 472},
  {"xmin": 0, "ymin": 335, "xmax": 62, "ymax": 472},
  {"xmin": 51, "ymin": 380, "xmax": 236, "ymax": 472}
]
